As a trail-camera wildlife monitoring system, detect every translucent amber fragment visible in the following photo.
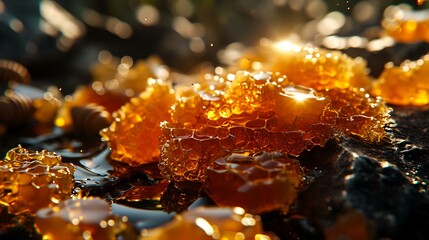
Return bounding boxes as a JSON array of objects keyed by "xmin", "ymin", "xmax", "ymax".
[
  {"xmin": 371, "ymin": 55, "xmax": 429, "ymax": 106},
  {"xmin": 0, "ymin": 146, "xmax": 74, "ymax": 214},
  {"xmin": 35, "ymin": 198, "xmax": 136, "ymax": 240},
  {"xmin": 235, "ymin": 43, "xmax": 370, "ymax": 90},
  {"xmin": 205, "ymin": 151, "xmax": 301, "ymax": 214},
  {"xmin": 101, "ymin": 79, "xmax": 176, "ymax": 166},
  {"xmin": 382, "ymin": 5, "xmax": 429, "ymax": 43},
  {"xmin": 140, "ymin": 206, "xmax": 272, "ymax": 240}
]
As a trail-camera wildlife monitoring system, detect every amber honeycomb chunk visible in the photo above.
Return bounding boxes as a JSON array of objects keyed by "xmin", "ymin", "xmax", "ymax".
[
  {"xmin": 0, "ymin": 146, "xmax": 74, "ymax": 214},
  {"xmin": 205, "ymin": 151, "xmax": 301, "ymax": 214},
  {"xmin": 35, "ymin": 197, "xmax": 136, "ymax": 240},
  {"xmin": 139, "ymin": 206, "xmax": 272, "ymax": 240},
  {"xmin": 371, "ymin": 55, "xmax": 429, "ymax": 106},
  {"xmin": 101, "ymin": 78, "xmax": 176, "ymax": 166},
  {"xmin": 234, "ymin": 42, "xmax": 370, "ymax": 90},
  {"xmin": 382, "ymin": 5, "xmax": 429, "ymax": 43},
  {"xmin": 160, "ymin": 72, "xmax": 334, "ymax": 183},
  {"xmin": 160, "ymin": 70, "xmax": 389, "ymax": 183}
]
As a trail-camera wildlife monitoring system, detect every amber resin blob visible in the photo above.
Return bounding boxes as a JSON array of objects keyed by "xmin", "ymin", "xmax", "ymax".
[
  {"xmin": 205, "ymin": 151, "xmax": 301, "ymax": 214},
  {"xmin": 0, "ymin": 146, "xmax": 74, "ymax": 214}
]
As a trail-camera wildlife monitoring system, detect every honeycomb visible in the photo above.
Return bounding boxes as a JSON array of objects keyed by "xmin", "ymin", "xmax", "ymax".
[
  {"xmin": 371, "ymin": 55, "xmax": 429, "ymax": 106},
  {"xmin": 205, "ymin": 151, "xmax": 301, "ymax": 214},
  {"xmin": 159, "ymin": 71, "xmax": 389, "ymax": 183},
  {"xmin": 0, "ymin": 146, "xmax": 74, "ymax": 214},
  {"xmin": 321, "ymin": 88, "xmax": 390, "ymax": 142},
  {"xmin": 382, "ymin": 5, "xmax": 429, "ymax": 43},
  {"xmin": 100, "ymin": 78, "xmax": 176, "ymax": 166},
  {"xmin": 235, "ymin": 42, "xmax": 370, "ymax": 90},
  {"xmin": 139, "ymin": 206, "xmax": 272, "ymax": 240},
  {"xmin": 35, "ymin": 197, "xmax": 136, "ymax": 240}
]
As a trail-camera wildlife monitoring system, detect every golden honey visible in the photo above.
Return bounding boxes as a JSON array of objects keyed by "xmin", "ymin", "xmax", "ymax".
[
  {"xmin": 100, "ymin": 78, "xmax": 176, "ymax": 166},
  {"xmin": 0, "ymin": 146, "xmax": 74, "ymax": 214},
  {"xmin": 372, "ymin": 54, "xmax": 429, "ymax": 106},
  {"xmin": 205, "ymin": 151, "xmax": 301, "ymax": 214}
]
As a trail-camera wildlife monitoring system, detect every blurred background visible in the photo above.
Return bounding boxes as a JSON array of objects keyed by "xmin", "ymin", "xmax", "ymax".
[{"xmin": 0, "ymin": 0, "xmax": 427, "ymax": 94}]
